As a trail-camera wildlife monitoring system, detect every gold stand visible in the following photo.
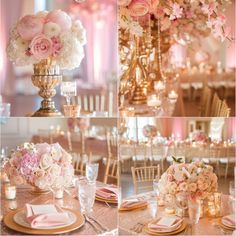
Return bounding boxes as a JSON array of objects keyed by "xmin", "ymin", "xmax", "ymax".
[{"xmin": 31, "ymin": 59, "xmax": 62, "ymax": 117}]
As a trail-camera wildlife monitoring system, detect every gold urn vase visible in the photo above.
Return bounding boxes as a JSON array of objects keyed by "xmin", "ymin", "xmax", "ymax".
[{"xmin": 31, "ymin": 59, "xmax": 62, "ymax": 117}]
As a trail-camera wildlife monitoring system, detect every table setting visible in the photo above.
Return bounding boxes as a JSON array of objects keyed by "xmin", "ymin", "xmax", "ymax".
[{"xmin": 0, "ymin": 141, "xmax": 118, "ymax": 235}]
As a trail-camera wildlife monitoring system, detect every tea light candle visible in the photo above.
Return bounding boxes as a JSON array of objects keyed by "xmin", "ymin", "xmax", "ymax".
[
  {"xmin": 165, "ymin": 207, "xmax": 175, "ymax": 214},
  {"xmin": 1, "ymin": 172, "xmax": 10, "ymax": 183},
  {"xmin": 54, "ymin": 189, "xmax": 64, "ymax": 199},
  {"xmin": 168, "ymin": 90, "xmax": 178, "ymax": 100},
  {"xmin": 147, "ymin": 95, "xmax": 162, "ymax": 107},
  {"xmin": 154, "ymin": 81, "xmax": 165, "ymax": 91},
  {"xmin": 5, "ymin": 185, "xmax": 16, "ymax": 200}
]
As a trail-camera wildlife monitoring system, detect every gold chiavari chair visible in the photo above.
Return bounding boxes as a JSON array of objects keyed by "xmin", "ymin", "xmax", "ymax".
[
  {"xmin": 219, "ymin": 146, "xmax": 236, "ymax": 179},
  {"xmin": 73, "ymin": 153, "xmax": 91, "ymax": 176},
  {"xmin": 119, "ymin": 144, "xmax": 134, "ymax": 173},
  {"xmin": 103, "ymin": 158, "xmax": 119, "ymax": 185},
  {"xmin": 106, "ymin": 131, "xmax": 117, "ymax": 159},
  {"xmin": 199, "ymin": 86, "xmax": 212, "ymax": 117},
  {"xmin": 210, "ymin": 93, "xmax": 222, "ymax": 117},
  {"xmin": 218, "ymin": 100, "xmax": 230, "ymax": 117},
  {"xmin": 131, "ymin": 165, "xmax": 160, "ymax": 194}
]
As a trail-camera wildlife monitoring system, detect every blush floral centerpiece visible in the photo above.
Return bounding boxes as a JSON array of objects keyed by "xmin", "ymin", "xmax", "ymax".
[
  {"xmin": 158, "ymin": 161, "xmax": 218, "ymax": 222},
  {"xmin": 4, "ymin": 142, "xmax": 74, "ymax": 194},
  {"xmin": 7, "ymin": 10, "xmax": 86, "ymax": 117}
]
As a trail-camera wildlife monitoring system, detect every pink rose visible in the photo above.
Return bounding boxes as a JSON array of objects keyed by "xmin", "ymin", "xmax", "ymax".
[
  {"xmin": 17, "ymin": 15, "xmax": 43, "ymax": 40},
  {"xmin": 118, "ymin": 0, "xmax": 132, "ymax": 6},
  {"xmin": 46, "ymin": 10, "xmax": 72, "ymax": 31},
  {"xmin": 51, "ymin": 36, "xmax": 62, "ymax": 57},
  {"xmin": 128, "ymin": 0, "xmax": 150, "ymax": 17},
  {"xmin": 30, "ymin": 35, "xmax": 52, "ymax": 60}
]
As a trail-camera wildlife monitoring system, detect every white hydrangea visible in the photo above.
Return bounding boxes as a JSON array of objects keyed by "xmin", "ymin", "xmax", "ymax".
[
  {"xmin": 43, "ymin": 22, "xmax": 61, "ymax": 38},
  {"xmin": 71, "ymin": 20, "xmax": 87, "ymax": 46},
  {"xmin": 6, "ymin": 37, "xmax": 38, "ymax": 66},
  {"xmin": 57, "ymin": 32, "xmax": 84, "ymax": 70}
]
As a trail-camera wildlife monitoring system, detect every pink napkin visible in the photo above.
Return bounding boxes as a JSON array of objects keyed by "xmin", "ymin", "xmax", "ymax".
[
  {"xmin": 222, "ymin": 214, "xmax": 236, "ymax": 228},
  {"xmin": 121, "ymin": 199, "xmax": 147, "ymax": 209},
  {"xmin": 26, "ymin": 204, "xmax": 70, "ymax": 228},
  {"xmin": 148, "ymin": 216, "xmax": 183, "ymax": 232},
  {"xmin": 96, "ymin": 187, "xmax": 118, "ymax": 200}
]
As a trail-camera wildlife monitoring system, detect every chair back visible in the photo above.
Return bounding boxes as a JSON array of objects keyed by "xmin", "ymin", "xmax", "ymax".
[
  {"xmin": 131, "ymin": 165, "xmax": 160, "ymax": 194},
  {"xmin": 103, "ymin": 158, "xmax": 119, "ymax": 185}
]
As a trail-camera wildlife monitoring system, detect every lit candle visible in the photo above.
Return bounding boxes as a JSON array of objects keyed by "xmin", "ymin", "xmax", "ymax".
[
  {"xmin": 168, "ymin": 90, "xmax": 178, "ymax": 100},
  {"xmin": 154, "ymin": 81, "xmax": 165, "ymax": 91},
  {"xmin": 165, "ymin": 207, "xmax": 175, "ymax": 214},
  {"xmin": 217, "ymin": 61, "xmax": 222, "ymax": 74},
  {"xmin": 147, "ymin": 95, "xmax": 162, "ymax": 107},
  {"xmin": 5, "ymin": 185, "xmax": 16, "ymax": 200},
  {"xmin": 54, "ymin": 189, "xmax": 64, "ymax": 199}
]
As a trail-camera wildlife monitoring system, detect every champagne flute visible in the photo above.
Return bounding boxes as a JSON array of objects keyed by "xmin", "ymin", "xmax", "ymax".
[{"xmin": 61, "ymin": 81, "xmax": 77, "ymax": 105}]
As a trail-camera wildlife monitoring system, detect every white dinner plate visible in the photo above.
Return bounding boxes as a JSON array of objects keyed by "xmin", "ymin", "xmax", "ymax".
[{"xmin": 13, "ymin": 210, "xmax": 77, "ymax": 230}]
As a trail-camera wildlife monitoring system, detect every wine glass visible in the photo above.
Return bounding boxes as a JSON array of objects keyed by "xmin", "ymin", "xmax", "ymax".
[
  {"xmin": 86, "ymin": 163, "xmax": 99, "ymax": 183},
  {"xmin": 153, "ymin": 177, "xmax": 160, "ymax": 196},
  {"xmin": 61, "ymin": 81, "xmax": 77, "ymax": 105}
]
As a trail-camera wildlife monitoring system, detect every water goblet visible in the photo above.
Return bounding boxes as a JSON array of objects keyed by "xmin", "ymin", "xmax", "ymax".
[
  {"xmin": 86, "ymin": 163, "xmax": 99, "ymax": 183},
  {"xmin": 61, "ymin": 81, "xmax": 77, "ymax": 105},
  {"xmin": 77, "ymin": 178, "xmax": 96, "ymax": 214}
]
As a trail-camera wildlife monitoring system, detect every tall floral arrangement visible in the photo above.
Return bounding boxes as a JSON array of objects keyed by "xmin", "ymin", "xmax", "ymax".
[
  {"xmin": 4, "ymin": 143, "xmax": 74, "ymax": 190},
  {"xmin": 7, "ymin": 10, "xmax": 86, "ymax": 69},
  {"xmin": 192, "ymin": 130, "xmax": 208, "ymax": 142},
  {"xmin": 119, "ymin": 0, "xmax": 231, "ymax": 41},
  {"xmin": 158, "ymin": 161, "xmax": 218, "ymax": 202}
]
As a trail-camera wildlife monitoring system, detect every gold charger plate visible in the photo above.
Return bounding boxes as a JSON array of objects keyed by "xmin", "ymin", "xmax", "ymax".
[
  {"xmin": 95, "ymin": 196, "xmax": 118, "ymax": 204},
  {"xmin": 4, "ymin": 208, "xmax": 85, "ymax": 235},
  {"xmin": 119, "ymin": 203, "xmax": 148, "ymax": 212},
  {"xmin": 144, "ymin": 221, "xmax": 186, "ymax": 236}
]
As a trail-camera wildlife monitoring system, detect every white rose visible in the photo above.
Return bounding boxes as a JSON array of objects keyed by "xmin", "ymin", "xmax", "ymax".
[
  {"xmin": 188, "ymin": 183, "xmax": 197, "ymax": 192},
  {"xmin": 50, "ymin": 145, "xmax": 62, "ymax": 161},
  {"xmin": 43, "ymin": 22, "xmax": 61, "ymax": 38},
  {"xmin": 169, "ymin": 182, "xmax": 178, "ymax": 194},
  {"xmin": 179, "ymin": 182, "xmax": 188, "ymax": 192},
  {"xmin": 39, "ymin": 153, "xmax": 53, "ymax": 169},
  {"xmin": 49, "ymin": 164, "xmax": 61, "ymax": 176}
]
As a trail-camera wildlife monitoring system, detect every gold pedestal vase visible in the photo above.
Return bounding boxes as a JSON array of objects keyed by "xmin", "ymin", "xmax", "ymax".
[{"xmin": 31, "ymin": 59, "xmax": 62, "ymax": 117}]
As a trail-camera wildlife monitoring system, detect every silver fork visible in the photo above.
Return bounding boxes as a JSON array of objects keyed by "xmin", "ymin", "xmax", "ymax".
[
  {"xmin": 130, "ymin": 222, "xmax": 145, "ymax": 234},
  {"xmin": 87, "ymin": 215, "xmax": 109, "ymax": 232},
  {"xmin": 84, "ymin": 214, "xmax": 102, "ymax": 234}
]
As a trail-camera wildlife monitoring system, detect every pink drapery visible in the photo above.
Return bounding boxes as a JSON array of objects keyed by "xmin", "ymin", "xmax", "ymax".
[
  {"xmin": 0, "ymin": 0, "xmax": 23, "ymax": 95},
  {"xmin": 68, "ymin": 0, "xmax": 117, "ymax": 87},
  {"xmin": 225, "ymin": 118, "xmax": 236, "ymax": 140}
]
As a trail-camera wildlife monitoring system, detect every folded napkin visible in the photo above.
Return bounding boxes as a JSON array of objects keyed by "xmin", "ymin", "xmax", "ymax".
[
  {"xmin": 222, "ymin": 214, "xmax": 236, "ymax": 228},
  {"xmin": 26, "ymin": 204, "xmax": 70, "ymax": 228},
  {"xmin": 120, "ymin": 199, "xmax": 147, "ymax": 209},
  {"xmin": 96, "ymin": 187, "xmax": 118, "ymax": 200},
  {"xmin": 148, "ymin": 216, "xmax": 183, "ymax": 233}
]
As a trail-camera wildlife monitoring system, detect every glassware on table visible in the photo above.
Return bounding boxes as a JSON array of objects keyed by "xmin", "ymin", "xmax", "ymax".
[
  {"xmin": 86, "ymin": 163, "xmax": 99, "ymax": 183},
  {"xmin": 153, "ymin": 177, "xmax": 160, "ymax": 196},
  {"xmin": 188, "ymin": 198, "xmax": 201, "ymax": 225},
  {"xmin": 0, "ymin": 103, "xmax": 11, "ymax": 117},
  {"xmin": 61, "ymin": 81, "xmax": 77, "ymax": 105},
  {"xmin": 148, "ymin": 200, "xmax": 158, "ymax": 219},
  {"xmin": 77, "ymin": 178, "xmax": 96, "ymax": 214},
  {"xmin": 63, "ymin": 104, "xmax": 81, "ymax": 117},
  {"xmin": 175, "ymin": 193, "xmax": 188, "ymax": 217}
]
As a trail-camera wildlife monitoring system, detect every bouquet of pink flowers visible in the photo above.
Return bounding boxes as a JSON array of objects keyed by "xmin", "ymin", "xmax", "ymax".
[
  {"xmin": 119, "ymin": 0, "xmax": 231, "ymax": 41},
  {"xmin": 192, "ymin": 131, "xmax": 207, "ymax": 142},
  {"xmin": 7, "ymin": 9, "xmax": 86, "ymax": 69},
  {"xmin": 4, "ymin": 143, "xmax": 74, "ymax": 190},
  {"xmin": 158, "ymin": 161, "xmax": 218, "ymax": 201},
  {"xmin": 143, "ymin": 124, "xmax": 157, "ymax": 138}
]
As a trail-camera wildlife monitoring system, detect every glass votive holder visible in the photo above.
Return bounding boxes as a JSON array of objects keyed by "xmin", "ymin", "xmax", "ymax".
[
  {"xmin": 54, "ymin": 189, "xmax": 64, "ymax": 199},
  {"xmin": 5, "ymin": 185, "xmax": 16, "ymax": 200},
  {"xmin": 63, "ymin": 105, "xmax": 81, "ymax": 117},
  {"xmin": 0, "ymin": 103, "xmax": 11, "ymax": 117}
]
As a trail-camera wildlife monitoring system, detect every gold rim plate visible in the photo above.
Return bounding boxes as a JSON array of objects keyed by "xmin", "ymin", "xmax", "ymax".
[
  {"xmin": 119, "ymin": 203, "xmax": 148, "ymax": 212},
  {"xmin": 4, "ymin": 208, "xmax": 85, "ymax": 235},
  {"xmin": 95, "ymin": 196, "xmax": 118, "ymax": 204},
  {"xmin": 144, "ymin": 221, "xmax": 186, "ymax": 236},
  {"xmin": 219, "ymin": 218, "xmax": 235, "ymax": 231}
]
